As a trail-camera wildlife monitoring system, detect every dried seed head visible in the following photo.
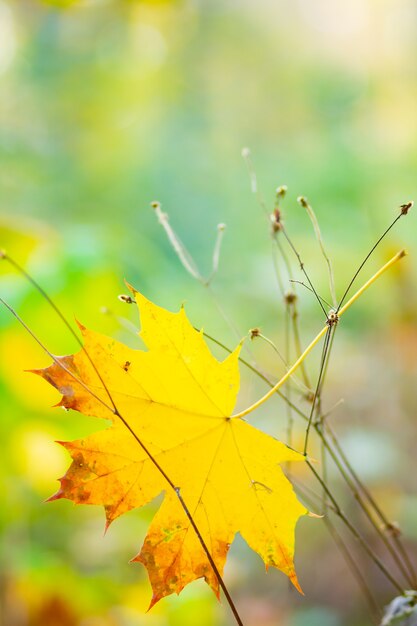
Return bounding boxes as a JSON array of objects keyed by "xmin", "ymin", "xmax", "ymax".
[
  {"xmin": 241, "ymin": 147, "xmax": 250, "ymax": 158},
  {"xmin": 270, "ymin": 208, "xmax": 282, "ymax": 233},
  {"xmin": 151, "ymin": 201, "xmax": 161, "ymax": 210},
  {"xmin": 217, "ymin": 223, "xmax": 226, "ymax": 232},
  {"xmin": 305, "ymin": 391, "xmax": 315, "ymax": 403},
  {"xmin": 284, "ymin": 291, "xmax": 297, "ymax": 305},
  {"xmin": 118, "ymin": 294, "xmax": 135, "ymax": 304},
  {"xmin": 326, "ymin": 308, "xmax": 339, "ymax": 327},
  {"xmin": 297, "ymin": 196, "xmax": 308, "ymax": 208},
  {"xmin": 275, "ymin": 185, "xmax": 287, "ymax": 199},
  {"xmin": 250, "ymin": 327, "xmax": 261, "ymax": 340},
  {"xmin": 400, "ymin": 201, "xmax": 413, "ymax": 215}
]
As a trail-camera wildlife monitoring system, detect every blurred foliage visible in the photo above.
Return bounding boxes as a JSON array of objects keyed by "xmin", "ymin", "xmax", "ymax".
[{"xmin": 1, "ymin": 1, "xmax": 417, "ymax": 625}]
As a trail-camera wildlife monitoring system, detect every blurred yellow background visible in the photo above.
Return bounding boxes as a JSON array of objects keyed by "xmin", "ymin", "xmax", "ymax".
[{"xmin": 1, "ymin": 1, "xmax": 417, "ymax": 625}]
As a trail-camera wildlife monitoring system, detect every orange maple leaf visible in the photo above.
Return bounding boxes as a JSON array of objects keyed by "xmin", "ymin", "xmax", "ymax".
[{"xmin": 34, "ymin": 289, "xmax": 307, "ymax": 606}]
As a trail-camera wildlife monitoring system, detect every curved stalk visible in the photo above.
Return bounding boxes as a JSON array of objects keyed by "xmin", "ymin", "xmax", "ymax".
[{"xmin": 232, "ymin": 250, "xmax": 406, "ymax": 421}]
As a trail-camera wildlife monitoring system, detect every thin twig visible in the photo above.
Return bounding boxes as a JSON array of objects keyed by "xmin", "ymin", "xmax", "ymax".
[
  {"xmin": 303, "ymin": 325, "xmax": 334, "ymax": 455},
  {"xmin": 298, "ymin": 196, "xmax": 337, "ymax": 307},
  {"xmin": 151, "ymin": 201, "xmax": 244, "ymax": 347},
  {"xmin": 306, "ymin": 460, "xmax": 403, "ymax": 593},
  {"xmin": 232, "ymin": 250, "xmax": 406, "ymax": 421},
  {"xmin": 152, "ymin": 201, "xmax": 201, "ymax": 281},
  {"xmin": 290, "ymin": 280, "xmax": 333, "ymax": 309},
  {"xmin": 251, "ymin": 331, "xmax": 311, "ymax": 394},
  {"xmin": 315, "ymin": 421, "xmax": 414, "ymax": 587},
  {"xmin": 280, "ymin": 225, "xmax": 328, "ymax": 318},
  {"xmin": 325, "ymin": 422, "xmax": 417, "ymax": 588},
  {"xmin": 293, "ymin": 479, "xmax": 381, "ymax": 623},
  {"xmin": 205, "ymin": 223, "xmax": 227, "ymax": 285},
  {"xmin": 336, "ymin": 204, "xmax": 412, "ymax": 312}
]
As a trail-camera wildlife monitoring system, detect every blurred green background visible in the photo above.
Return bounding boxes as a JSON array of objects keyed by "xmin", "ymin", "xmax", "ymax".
[{"xmin": 1, "ymin": 0, "xmax": 417, "ymax": 625}]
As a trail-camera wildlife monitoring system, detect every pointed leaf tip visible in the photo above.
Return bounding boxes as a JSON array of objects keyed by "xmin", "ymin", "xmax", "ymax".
[{"xmin": 125, "ymin": 280, "xmax": 137, "ymax": 295}]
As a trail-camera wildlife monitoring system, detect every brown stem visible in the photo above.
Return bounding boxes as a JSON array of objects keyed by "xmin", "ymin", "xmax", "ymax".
[
  {"xmin": 306, "ymin": 460, "xmax": 404, "ymax": 593},
  {"xmin": 325, "ymin": 422, "xmax": 417, "ymax": 588},
  {"xmin": 0, "ymin": 297, "xmax": 244, "ymax": 626},
  {"xmin": 315, "ymin": 423, "xmax": 414, "ymax": 587},
  {"xmin": 294, "ymin": 479, "xmax": 381, "ymax": 623}
]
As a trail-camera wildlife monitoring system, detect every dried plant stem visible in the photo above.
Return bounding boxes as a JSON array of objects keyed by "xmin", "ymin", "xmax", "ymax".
[
  {"xmin": 242, "ymin": 152, "xmax": 314, "ymax": 396},
  {"xmin": 293, "ymin": 479, "xmax": 381, "ymax": 623},
  {"xmin": 232, "ymin": 249, "xmax": 406, "ymax": 421},
  {"xmin": 242, "ymin": 158, "xmax": 412, "ymax": 576},
  {"xmin": 336, "ymin": 210, "xmax": 409, "ymax": 313},
  {"xmin": 298, "ymin": 196, "xmax": 337, "ymax": 307},
  {"xmin": 241, "ymin": 147, "xmax": 269, "ymax": 217},
  {"xmin": 303, "ymin": 325, "xmax": 334, "ymax": 455},
  {"xmin": 289, "ymin": 298, "xmax": 312, "ymax": 390},
  {"xmin": 315, "ymin": 422, "xmax": 415, "ymax": 587},
  {"xmin": 280, "ymin": 225, "xmax": 328, "ymax": 318},
  {"xmin": 272, "ymin": 237, "xmax": 312, "ymax": 390},
  {"xmin": 253, "ymin": 331, "xmax": 310, "ymax": 395},
  {"xmin": 291, "ymin": 277, "xmax": 414, "ymax": 588},
  {"xmin": 339, "ymin": 250, "xmax": 406, "ymax": 315},
  {"xmin": 284, "ymin": 306, "xmax": 294, "ymax": 453},
  {"xmin": 320, "ymin": 435, "xmax": 329, "ymax": 512},
  {"xmin": 324, "ymin": 517, "xmax": 381, "ymax": 623},
  {"xmin": 152, "ymin": 202, "xmax": 201, "ymax": 281},
  {"xmin": 205, "ymin": 282, "xmax": 244, "ymax": 347},
  {"xmin": 2, "ymin": 254, "xmax": 84, "ymax": 349},
  {"xmin": 316, "ymin": 328, "xmax": 337, "ymax": 513},
  {"xmin": 273, "ymin": 204, "xmax": 412, "ymax": 550},
  {"xmin": 274, "ymin": 235, "xmax": 293, "ymax": 285},
  {"xmin": 289, "ymin": 280, "xmax": 332, "ymax": 309},
  {"xmin": 282, "ymin": 303, "xmax": 295, "ymax": 477},
  {"xmin": 325, "ymin": 422, "xmax": 417, "ymax": 588},
  {"xmin": 306, "ymin": 460, "xmax": 403, "ymax": 593},
  {"xmin": 151, "ymin": 201, "xmax": 245, "ymax": 349},
  {"xmin": 206, "ymin": 224, "xmax": 227, "ymax": 285},
  {"xmin": 271, "ymin": 240, "xmax": 286, "ymax": 299}
]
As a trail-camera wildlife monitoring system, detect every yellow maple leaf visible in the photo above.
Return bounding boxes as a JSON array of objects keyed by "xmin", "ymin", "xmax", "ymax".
[{"xmin": 34, "ymin": 289, "xmax": 307, "ymax": 606}]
